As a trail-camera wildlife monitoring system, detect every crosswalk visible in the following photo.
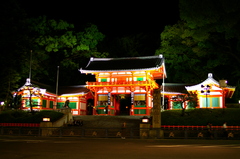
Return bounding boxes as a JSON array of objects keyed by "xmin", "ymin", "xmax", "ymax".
[{"xmin": 146, "ymin": 144, "xmax": 240, "ymax": 148}]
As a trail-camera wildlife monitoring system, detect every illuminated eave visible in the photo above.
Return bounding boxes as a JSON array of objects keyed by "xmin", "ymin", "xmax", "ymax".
[
  {"xmin": 161, "ymin": 91, "xmax": 185, "ymax": 95},
  {"xmin": 186, "ymin": 84, "xmax": 235, "ymax": 92},
  {"xmin": 80, "ymin": 67, "xmax": 165, "ymax": 80},
  {"xmin": 80, "ymin": 67, "xmax": 161, "ymax": 74},
  {"xmin": 59, "ymin": 93, "xmax": 86, "ymax": 97},
  {"xmin": 44, "ymin": 92, "xmax": 57, "ymax": 97}
]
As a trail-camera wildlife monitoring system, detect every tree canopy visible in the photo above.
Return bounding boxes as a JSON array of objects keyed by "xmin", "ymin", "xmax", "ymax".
[
  {"xmin": 26, "ymin": 16, "xmax": 107, "ymax": 84},
  {"xmin": 156, "ymin": 0, "xmax": 240, "ymax": 102},
  {"xmin": 156, "ymin": 0, "xmax": 240, "ymax": 85},
  {"xmin": 179, "ymin": 0, "xmax": 240, "ymax": 67},
  {"xmin": 0, "ymin": 1, "xmax": 107, "ymax": 105}
]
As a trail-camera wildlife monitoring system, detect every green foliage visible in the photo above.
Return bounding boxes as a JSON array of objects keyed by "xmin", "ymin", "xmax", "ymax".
[
  {"xmin": 0, "ymin": 110, "xmax": 64, "ymax": 123},
  {"xmin": 156, "ymin": 0, "xmax": 240, "ymax": 103},
  {"xmin": 0, "ymin": 1, "xmax": 108, "ymax": 97},
  {"xmin": 27, "ymin": 17, "xmax": 106, "ymax": 69},
  {"xmin": 180, "ymin": 0, "xmax": 240, "ymax": 33},
  {"xmin": 172, "ymin": 93, "xmax": 198, "ymax": 116},
  {"xmin": 156, "ymin": 21, "xmax": 206, "ymax": 83},
  {"xmin": 179, "ymin": 0, "xmax": 240, "ymax": 81},
  {"xmin": 26, "ymin": 20, "xmax": 107, "ymax": 85}
]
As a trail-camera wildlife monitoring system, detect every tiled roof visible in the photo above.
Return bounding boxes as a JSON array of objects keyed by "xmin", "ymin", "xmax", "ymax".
[
  {"xmin": 80, "ymin": 55, "xmax": 164, "ymax": 72},
  {"xmin": 185, "ymin": 73, "xmax": 236, "ymax": 90},
  {"xmin": 30, "ymin": 80, "xmax": 56, "ymax": 94},
  {"xmin": 58, "ymin": 85, "xmax": 89, "ymax": 95},
  {"xmin": 161, "ymin": 83, "xmax": 191, "ymax": 94},
  {"xmin": 31, "ymin": 80, "xmax": 89, "ymax": 95}
]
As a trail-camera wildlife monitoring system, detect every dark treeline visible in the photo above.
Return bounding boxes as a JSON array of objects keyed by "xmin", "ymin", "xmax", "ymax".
[{"xmin": 0, "ymin": 0, "xmax": 239, "ymax": 105}]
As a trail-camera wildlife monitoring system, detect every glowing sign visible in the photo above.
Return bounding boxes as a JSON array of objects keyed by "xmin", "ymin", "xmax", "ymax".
[{"xmin": 42, "ymin": 118, "xmax": 50, "ymax": 121}]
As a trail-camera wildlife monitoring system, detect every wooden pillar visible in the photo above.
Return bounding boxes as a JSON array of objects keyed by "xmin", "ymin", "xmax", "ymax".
[
  {"xmin": 146, "ymin": 92, "xmax": 149, "ymax": 115},
  {"xmin": 78, "ymin": 96, "xmax": 81, "ymax": 115},
  {"xmin": 130, "ymin": 91, "xmax": 134, "ymax": 116},
  {"xmin": 222, "ymin": 89, "xmax": 225, "ymax": 108},
  {"xmin": 94, "ymin": 91, "xmax": 98, "ymax": 115},
  {"xmin": 107, "ymin": 92, "xmax": 111, "ymax": 115}
]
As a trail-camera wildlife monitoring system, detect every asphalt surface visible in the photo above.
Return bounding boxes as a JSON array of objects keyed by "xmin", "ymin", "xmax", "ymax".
[{"xmin": 1, "ymin": 136, "xmax": 240, "ymax": 159}]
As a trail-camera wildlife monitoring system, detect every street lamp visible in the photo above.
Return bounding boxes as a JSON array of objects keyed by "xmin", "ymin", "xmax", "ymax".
[
  {"xmin": 141, "ymin": 116, "xmax": 150, "ymax": 123},
  {"xmin": 201, "ymin": 85, "xmax": 210, "ymax": 108}
]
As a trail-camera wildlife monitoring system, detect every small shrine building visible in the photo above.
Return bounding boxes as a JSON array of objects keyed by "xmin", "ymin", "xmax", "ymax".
[
  {"xmin": 185, "ymin": 73, "xmax": 235, "ymax": 109},
  {"xmin": 161, "ymin": 73, "xmax": 236, "ymax": 110},
  {"xmin": 79, "ymin": 55, "xmax": 166, "ymax": 116},
  {"xmin": 14, "ymin": 78, "xmax": 93, "ymax": 115}
]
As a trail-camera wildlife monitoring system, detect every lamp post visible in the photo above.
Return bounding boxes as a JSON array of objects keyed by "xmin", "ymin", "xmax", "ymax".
[{"xmin": 201, "ymin": 85, "xmax": 210, "ymax": 108}]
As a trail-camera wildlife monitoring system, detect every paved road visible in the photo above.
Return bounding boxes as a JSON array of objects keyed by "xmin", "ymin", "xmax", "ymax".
[{"xmin": 0, "ymin": 136, "xmax": 240, "ymax": 159}]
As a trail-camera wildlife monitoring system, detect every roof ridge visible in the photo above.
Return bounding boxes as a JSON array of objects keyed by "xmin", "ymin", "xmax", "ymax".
[{"xmin": 90, "ymin": 55, "xmax": 162, "ymax": 61}]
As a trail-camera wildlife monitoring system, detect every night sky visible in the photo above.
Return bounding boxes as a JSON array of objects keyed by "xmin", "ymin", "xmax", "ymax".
[
  {"xmin": 20, "ymin": 0, "xmax": 180, "ymax": 37},
  {"xmin": 18, "ymin": 0, "xmax": 180, "ymax": 85}
]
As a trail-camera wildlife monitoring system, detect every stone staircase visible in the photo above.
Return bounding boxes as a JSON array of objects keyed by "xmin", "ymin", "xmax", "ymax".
[{"xmin": 72, "ymin": 115, "xmax": 143, "ymax": 128}]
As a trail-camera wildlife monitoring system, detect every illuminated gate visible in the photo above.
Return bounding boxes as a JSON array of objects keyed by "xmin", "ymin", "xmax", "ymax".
[{"xmin": 79, "ymin": 55, "xmax": 167, "ymax": 116}]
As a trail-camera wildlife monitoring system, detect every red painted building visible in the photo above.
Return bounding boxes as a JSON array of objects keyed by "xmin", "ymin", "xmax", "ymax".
[
  {"xmin": 161, "ymin": 73, "xmax": 236, "ymax": 110},
  {"xmin": 79, "ymin": 55, "xmax": 166, "ymax": 116},
  {"xmin": 14, "ymin": 78, "xmax": 93, "ymax": 115},
  {"xmin": 14, "ymin": 56, "xmax": 236, "ymax": 115}
]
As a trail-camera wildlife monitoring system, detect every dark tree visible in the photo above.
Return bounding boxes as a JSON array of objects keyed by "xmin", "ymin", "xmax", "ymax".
[
  {"xmin": 156, "ymin": 0, "xmax": 240, "ymax": 102},
  {"xmin": 172, "ymin": 93, "xmax": 198, "ymax": 116},
  {"xmin": 0, "ymin": 0, "xmax": 28, "ymax": 105}
]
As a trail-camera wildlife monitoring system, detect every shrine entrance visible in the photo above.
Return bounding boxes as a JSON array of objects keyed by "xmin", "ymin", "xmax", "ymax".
[
  {"xmin": 87, "ymin": 99, "xmax": 94, "ymax": 115},
  {"xmin": 119, "ymin": 94, "xmax": 131, "ymax": 115},
  {"xmin": 80, "ymin": 55, "xmax": 167, "ymax": 116}
]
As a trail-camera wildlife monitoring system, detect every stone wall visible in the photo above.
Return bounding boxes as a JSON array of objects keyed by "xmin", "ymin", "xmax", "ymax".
[{"xmin": 40, "ymin": 108, "xmax": 73, "ymax": 136}]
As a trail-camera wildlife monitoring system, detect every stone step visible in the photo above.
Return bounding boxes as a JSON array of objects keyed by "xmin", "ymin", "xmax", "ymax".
[{"xmin": 72, "ymin": 115, "xmax": 143, "ymax": 128}]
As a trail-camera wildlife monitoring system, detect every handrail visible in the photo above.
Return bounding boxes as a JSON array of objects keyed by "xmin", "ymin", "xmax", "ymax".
[
  {"xmin": 161, "ymin": 125, "xmax": 240, "ymax": 130},
  {"xmin": 0, "ymin": 123, "xmax": 40, "ymax": 127}
]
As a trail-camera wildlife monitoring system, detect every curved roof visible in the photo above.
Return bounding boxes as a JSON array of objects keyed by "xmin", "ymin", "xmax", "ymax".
[
  {"xmin": 185, "ymin": 73, "xmax": 236, "ymax": 98},
  {"xmin": 18, "ymin": 78, "xmax": 89, "ymax": 96},
  {"xmin": 58, "ymin": 85, "xmax": 89, "ymax": 96},
  {"xmin": 161, "ymin": 83, "xmax": 189, "ymax": 95},
  {"xmin": 79, "ymin": 55, "xmax": 164, "ymax": 73},
  {"xmin": 185, "ymin": 73, "xmax": 235, "ymax": 90}
]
